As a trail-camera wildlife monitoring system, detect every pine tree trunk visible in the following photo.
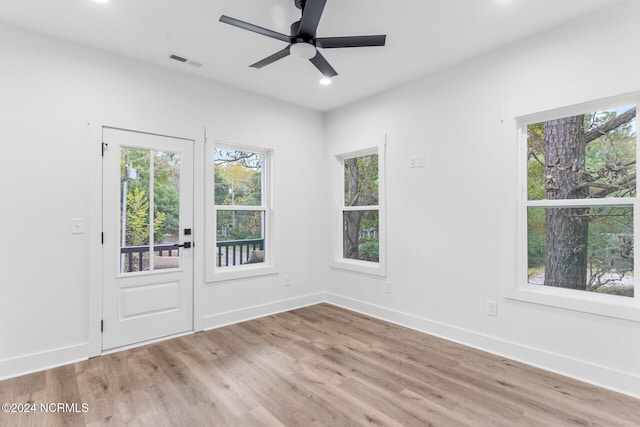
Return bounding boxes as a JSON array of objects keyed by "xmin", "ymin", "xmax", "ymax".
[{"xmin": 543, "ymin": 115, "xmax": 589, "ymax": 290}]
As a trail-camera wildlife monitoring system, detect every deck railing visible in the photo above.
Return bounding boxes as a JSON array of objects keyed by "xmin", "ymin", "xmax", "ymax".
[
  {"xmin": 120, "ymin": 244, "xmax": 178, "ymax": 272},
  {"xmin": 120, "ymin": 238, "xmax": 265, "ymax": 271},
  {"xmin": 216, "ymin": 238, "xmax": 264, "ymax": 267}
]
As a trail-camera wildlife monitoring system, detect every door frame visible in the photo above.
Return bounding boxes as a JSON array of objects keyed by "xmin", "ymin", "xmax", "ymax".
[{"xmin": 88, "ymin": 110, "xmax": 205, "ymax": 357}]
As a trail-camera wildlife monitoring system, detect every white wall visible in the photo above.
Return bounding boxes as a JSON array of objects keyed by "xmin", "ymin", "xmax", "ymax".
[
  {"xmin": 324, "ymin": 0, "xmax": 640, "ymax": 397},
  {"xmin": 0, "ymin": 23, "xmax": 325, "ymax": 378}
]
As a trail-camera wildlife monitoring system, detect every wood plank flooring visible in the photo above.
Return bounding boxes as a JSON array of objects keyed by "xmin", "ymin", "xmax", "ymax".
[{"xmin": 1, "ymin": 303, "xmax": 638, "ymax": 426}]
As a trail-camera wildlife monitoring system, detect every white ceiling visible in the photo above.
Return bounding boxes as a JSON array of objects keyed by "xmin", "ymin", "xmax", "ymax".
[{"xmin": 0, "ymin": 0, "xmax": 627, "ymax": 111}]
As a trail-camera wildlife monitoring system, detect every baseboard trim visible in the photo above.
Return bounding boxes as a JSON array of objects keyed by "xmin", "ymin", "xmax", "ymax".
[
  {"xmin": 0, "ymin": 343, "xmax": 88, "ymax": 382},
  {"xmin": 324, "ymin": 293, "xmax": 640, "ymax": 399},
  {"xmin": 202, "ymin": 292, "xmax": 325, "ymax": 331}
]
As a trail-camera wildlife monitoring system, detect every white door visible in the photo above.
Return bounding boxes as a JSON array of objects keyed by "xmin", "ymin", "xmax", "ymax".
[{"xmin": 102, "ymin": 127, "xmax": 194, "ymax": 350}]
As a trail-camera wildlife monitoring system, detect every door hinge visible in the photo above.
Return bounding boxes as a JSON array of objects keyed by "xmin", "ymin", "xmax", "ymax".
[
  {"xmin": 101, "ymin": 232, "xmax": 104, "ymax": 244},
  {"xmin": 101, "ymin": 143, "xmax": 108, "ymax": 157},
  {"xmin": 101, "ymin": 320, "xmax": 104, "ymax": 332}
]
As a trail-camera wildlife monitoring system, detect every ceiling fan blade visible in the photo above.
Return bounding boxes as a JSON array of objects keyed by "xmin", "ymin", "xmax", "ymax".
[
  {"xmin": 219, "ymin": 15, "xmax": 292, "ymax": 43},
  {"xmin": 309, "ymin": 51, "xmax": 337, "ymax": 78},
  {"xmin": 316, "ymin": 35, "xmax": 386, "ymax": 49},
  {"xmin": 298, "ymin": 0, "xmax": 327, "ymax": 39},
  {"xmin": 250, "ymin": 46, "xmax": 291, "ymax": 69}
]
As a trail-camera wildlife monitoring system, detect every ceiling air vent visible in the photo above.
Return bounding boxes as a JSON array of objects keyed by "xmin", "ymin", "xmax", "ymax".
[{"xmin": 169, "ymin": 54, "xmax": 202, "ymax": 68}]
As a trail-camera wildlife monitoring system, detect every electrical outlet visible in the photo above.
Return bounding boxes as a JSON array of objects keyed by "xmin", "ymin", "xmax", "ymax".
[
  {"xmin": 385, "ymin": 281, "xmax": 392, "ymax": 294},
  {"xmin": 487, "ymin": 300, "xmax": 498, "ymax": 317},
  {"xmin": 284, "ymin": 275, "xmax": 292, "ymax": 287},
  {"xmin": 409, "ymin": 156, "xmax": 417, "ymax": 168},
  {"xmin": 415, "ymin": 154, "xmax": 425, "ymax": 168}
]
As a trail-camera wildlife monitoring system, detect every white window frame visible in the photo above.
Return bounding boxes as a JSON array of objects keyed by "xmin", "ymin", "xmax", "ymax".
[
  {"xmin": 205, "ymin": 140, "xmax": 276, "ymax": 282},
  {"xmin": 512, "ymin": 93, "xmax": 640, "ymax": 321},
  {"xmin": 331, "ymin": 141, "xmax": 387, "ymax": 276}
]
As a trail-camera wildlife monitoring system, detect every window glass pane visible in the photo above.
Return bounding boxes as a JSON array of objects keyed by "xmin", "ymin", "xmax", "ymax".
[
  {"xmin": 344, "ymin": 154, "xmax": 378, "ymax": 206},
  {"xmin": 343, "ymin": 210, "xmax": 379, "ymax": 262},
  {"xmin": 527, "ymin": 206, "xmax": 634, "ymax": 297},
  {"xmin": 214, "ymin": 148, "xmax": 263, "ymax": 206},
  {"xmin": 527, "ymin": 106, "xmax": 636, "ymax": 200},
  {"xmin": 216, "ymin": 210, "xmax": 265, "ymax": 267},
  {"xmin": 120, "ymin": 148, "xmax": 151, "ymax": 272},
  {"xmin": 153, "ymin": 151, "xmax": 181, "ymax": 270}
]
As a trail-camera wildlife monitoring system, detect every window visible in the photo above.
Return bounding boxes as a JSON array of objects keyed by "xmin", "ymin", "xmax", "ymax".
[
  {"xmin": 333, "ymin": 144, "xmax": 386, "ymax": 276},
  {"xmin": 516, "ymin": 95, "xmax": 640, "ymax": 320},
  {"xmin": 206, "ymin": 142, "xmax": 274, "ymax": 281}
]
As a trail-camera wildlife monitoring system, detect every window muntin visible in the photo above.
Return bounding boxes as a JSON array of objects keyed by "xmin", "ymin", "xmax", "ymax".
[
  {"xmin": 523, "ymin": 103, "xmax": 637, "ymax": 300},
  {"xmin": 213, "ymin": 146, "xmax": 269, "ymax": 272}
]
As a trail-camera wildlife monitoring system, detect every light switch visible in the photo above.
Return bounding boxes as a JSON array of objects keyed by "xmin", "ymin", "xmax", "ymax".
[{"xmin": 71, "ymin": 218, "xmax": 85, "ymax": 235}]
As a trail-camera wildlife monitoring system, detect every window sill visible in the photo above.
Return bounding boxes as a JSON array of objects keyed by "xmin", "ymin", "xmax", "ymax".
[
  {"xmin": 331, "ymin": 258, "xmax": 386, "ymax": 277},
  {"xmin": 506, "ymin": 284, "xmax": 640, "ymax": 322},
  {"xmin": 208, "ymin": 263, "xmax": 278, "ymax": 282}
]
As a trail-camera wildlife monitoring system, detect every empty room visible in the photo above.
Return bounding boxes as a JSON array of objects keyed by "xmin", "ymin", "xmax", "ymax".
[{"xmin": 1, "ymin": 0, "xmax": 639, "ymax": 425}]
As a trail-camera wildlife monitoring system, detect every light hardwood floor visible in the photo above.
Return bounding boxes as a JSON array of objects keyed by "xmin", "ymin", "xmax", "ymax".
[{"xmin": 1, "ymin": 303, "xmax": 638, "ymax": 426}]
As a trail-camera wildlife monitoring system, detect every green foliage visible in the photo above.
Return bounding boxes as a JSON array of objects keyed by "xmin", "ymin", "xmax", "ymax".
[
  {"xmin": 125, "ymin": 187, "xmax": 165, "ymax": 246},
  {"xmin": 154, "ymin": 184, "xmax": 179, "ymax": 238},
  {"xmin": 527, "ymin": 122, "xmax": 546, "ymax": 200},
  {"xmin": 583, "ymin": 111, "xmax": 636, "ymax": 198},
  {"xmin": 126, "ymin": 187, "xmax": 149, "ymax": 246},
  {"xmin": 586, "ymin": 207, "xmax": 633, "ymax": 294},
  {"xmin": 527, "ymin": 208, "xmax": 546, "ymax": 267},
  {"xmin": 216, "ymin": 211, "xmax": 262, "ymax": 241},
  {"xmin": 358, "ymin": 240, "xmax": 379, "ymax": 262}
]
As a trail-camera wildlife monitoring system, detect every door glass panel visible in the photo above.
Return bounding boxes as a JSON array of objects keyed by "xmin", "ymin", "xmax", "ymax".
[
  {"xmin": 120, "ymin": 148, "xmax": 181, "ymax": 273},
  {"xmin": 154, "ymin": 151, "xmax": 181, "ymax": 270}
]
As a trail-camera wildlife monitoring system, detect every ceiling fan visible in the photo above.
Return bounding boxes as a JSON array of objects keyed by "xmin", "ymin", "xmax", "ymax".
[{"xmin": 219, "ymin": 0, "xmax": 386, "ymax": 78}]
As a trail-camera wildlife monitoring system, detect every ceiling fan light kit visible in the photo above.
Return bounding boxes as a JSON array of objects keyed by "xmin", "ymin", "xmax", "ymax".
[
  {"xmin": 290, "ymin": 42, "xmax": 317, "ymax": 60},
  {"xmin": 219, "ymin": 0, "xmax": 386, "ymax": 79}
]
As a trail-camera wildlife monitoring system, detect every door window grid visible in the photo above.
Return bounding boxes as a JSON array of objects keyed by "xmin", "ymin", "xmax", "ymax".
[{"xmin": 120, "ymin": 147, "xmax": 182, "ymax": 273}]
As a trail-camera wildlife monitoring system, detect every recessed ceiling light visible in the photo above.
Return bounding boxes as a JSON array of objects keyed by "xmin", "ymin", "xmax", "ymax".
[{"xmin": 319, "ymin": 77, "xmax": 332, "ymax": 86}]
